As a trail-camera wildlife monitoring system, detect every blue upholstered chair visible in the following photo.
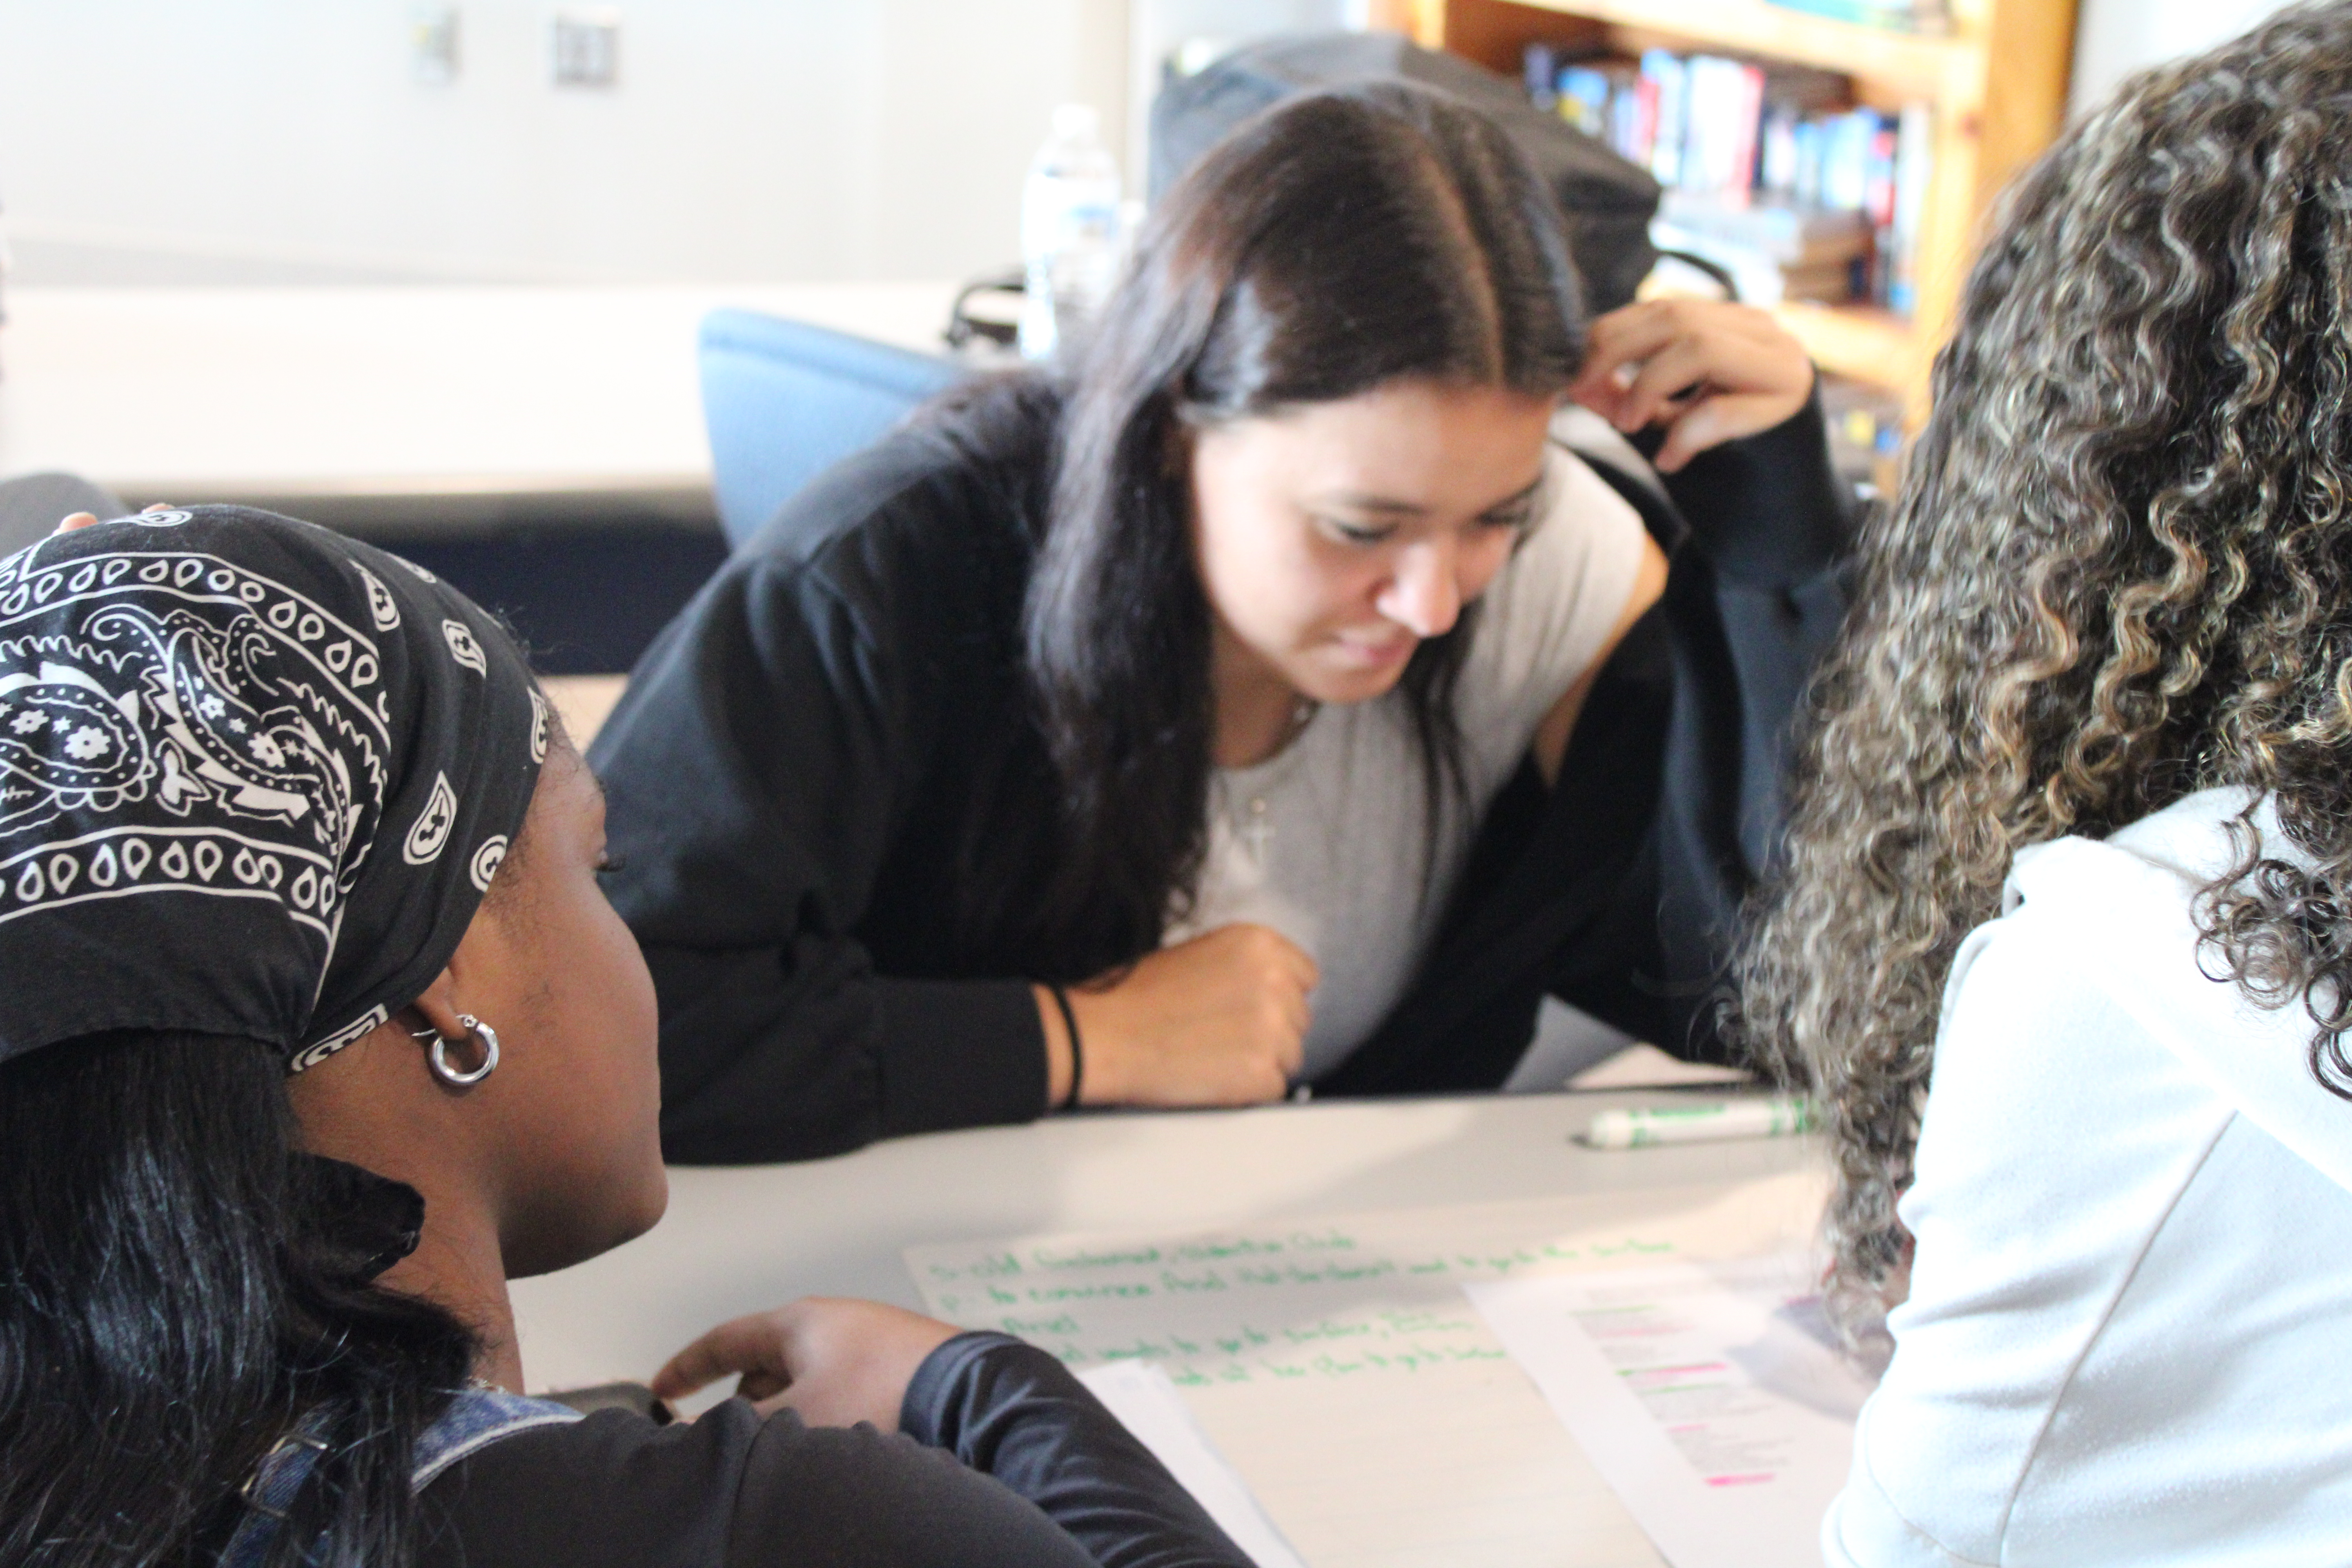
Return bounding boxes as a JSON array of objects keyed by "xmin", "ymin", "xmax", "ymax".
[{"xmin": 699, "ymin": 309, "xmax": 969, "ymax": 550}]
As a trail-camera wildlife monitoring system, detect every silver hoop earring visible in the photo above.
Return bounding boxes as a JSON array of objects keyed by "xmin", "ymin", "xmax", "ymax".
[{"xmin": 412, "ymin": 1014, "xmax": 500, "ymax": 1087}]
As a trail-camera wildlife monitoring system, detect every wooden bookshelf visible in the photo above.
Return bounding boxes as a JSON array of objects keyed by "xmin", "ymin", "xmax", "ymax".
[{"xmin": 1392, "ymin": 0, "xmax": 2077, "ymax": 406}]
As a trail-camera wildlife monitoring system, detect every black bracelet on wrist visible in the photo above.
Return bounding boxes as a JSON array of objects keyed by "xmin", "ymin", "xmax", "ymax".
[{"xmin": 1049, "ymin": 984, "xmax": 1083, "ymax": 1112}]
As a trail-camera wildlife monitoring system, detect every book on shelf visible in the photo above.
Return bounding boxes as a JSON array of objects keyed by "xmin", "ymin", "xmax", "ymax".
[
  {"xmin": 1761, "ymin": 0, "xmax": 1951, "ymax": 33},
  {"xmin": 1524, "ymin": 41, "xmax": 1563, "ymax": 113},
  {"xmin": 1887, "ymin": 101, "xmax": 1932, "ymax": 313},
  {"xmin": 1658, "ymin": 189, "xmax": 1870, "ymax": 265},
  {"xmin": 1642, "ymin": 49, "xmax": 1690, "ymax": 188},
  {"xmin": 1555, "ymin": 56, "xmax": 1637, "ymax": 144},
  {"xmin": 1651, "ymin": 222, "xmax": 1862, "ymax": 305},
  {"xmin": 1528, "ymin": 41, "xmax": 1933, "ymax": 316}
]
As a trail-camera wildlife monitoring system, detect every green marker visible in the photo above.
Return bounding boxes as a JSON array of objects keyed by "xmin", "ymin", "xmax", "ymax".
[{"xmin": 1579, "ymin": 1095, "xmax": 1815, "ymax": 1150}]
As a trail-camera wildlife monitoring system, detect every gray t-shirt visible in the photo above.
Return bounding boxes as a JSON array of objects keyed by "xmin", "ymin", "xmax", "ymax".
[{"xmin": 1164, "ymin": 433, "xmax": 1649, "ymax": 1081}]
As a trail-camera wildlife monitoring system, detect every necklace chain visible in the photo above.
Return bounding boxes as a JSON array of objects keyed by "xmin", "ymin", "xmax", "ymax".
[{"xmin": 1227, "ymin": 697, "xmax": 1318, "ymax": 863}]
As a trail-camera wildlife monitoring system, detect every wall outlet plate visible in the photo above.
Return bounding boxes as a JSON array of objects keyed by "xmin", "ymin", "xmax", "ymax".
[
  {"xmin": 551, "ymin": 8, "xmax": 621, "ymax": 89},
  {"xmin": 411, "ymin": 5, "xmax": 460, "ymax": 86}
]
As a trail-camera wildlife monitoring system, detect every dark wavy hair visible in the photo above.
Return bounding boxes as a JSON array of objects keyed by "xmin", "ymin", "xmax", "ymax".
[
  {"xmin": 1737, "ymin": 0, "xmax": 2352, "ymax": 1323},
  {"xmin": 1011, "ymin": 83, "xmax": 1586, "ymax": 971},
  {"xmin": 0, "ymin": 1032, "xmax": 478, "ymax": 1567}
]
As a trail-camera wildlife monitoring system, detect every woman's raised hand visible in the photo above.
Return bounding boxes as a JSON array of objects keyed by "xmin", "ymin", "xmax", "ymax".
[
  {"xmin": 1049, "ymin": 923, "xmax": 1315, "ymax": 1107},
  {"xmin": 652, "ymin": 1297, "xmax": 963, "ymax": 1430},
  {"xmin": 1568, "ymin": 298, "xmax": 1814, "ymax": 474}
]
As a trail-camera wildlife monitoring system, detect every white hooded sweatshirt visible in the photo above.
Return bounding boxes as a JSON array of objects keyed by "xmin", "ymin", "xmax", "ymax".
[{"xmin": 1823, "ymin": 788, "xmax": 2352, "ymax": 1567}]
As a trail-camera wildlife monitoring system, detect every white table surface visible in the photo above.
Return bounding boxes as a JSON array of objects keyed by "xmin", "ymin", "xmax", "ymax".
[
  {"xmin": 508, "ymin": 1090, "xmax": 1820, "ymax": 1397},
  {"xmin": 0, "ymin": 281, "xmax": 964, "ymax": 505}
]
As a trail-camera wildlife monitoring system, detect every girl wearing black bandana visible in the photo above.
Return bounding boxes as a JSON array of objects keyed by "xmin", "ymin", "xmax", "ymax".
[{"xmin": 0, "ymin": 507, "xmax": 1244, "ymax": 1567}]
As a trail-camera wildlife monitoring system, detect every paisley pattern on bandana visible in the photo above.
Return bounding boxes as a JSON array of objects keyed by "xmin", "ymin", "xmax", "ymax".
[
  {"xmin": 442, "ymin": 620, "xmax": 486, "ymax": 676},
  {"xmin": 468, "ymin": 835, "xmax": 508, "ymax": 893},
  {"xmin": 0, "ymin": 550, "xmax": 384, "ymax": 937},
  {"xmin": 402, "ymin": 773, "xmax": 459, "ymax": 865},
  {"xmin": 356, "ymin": 564, "xmax": 401, "ymax": 632},
  {"xmin": 0, "ymin": 509, "xmax": 543, "ymax": 1072}
]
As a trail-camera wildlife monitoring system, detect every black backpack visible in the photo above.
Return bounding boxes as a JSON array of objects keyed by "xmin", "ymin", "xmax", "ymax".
[{"xmin": 1149, "ymin": 32, "xmax": 1662, "ymax": 315}]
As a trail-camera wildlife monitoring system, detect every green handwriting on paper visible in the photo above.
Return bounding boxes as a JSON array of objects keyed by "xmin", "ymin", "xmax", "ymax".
[
  {"xmin": 1144, "ymin": 1338, "xmax": 1514, "ymax": 1388},
  {"xmin": 923, "ymin": 1227, "xmax": 1369, "ymax": 1284},
  {"xmin": 911, "ymin": 1219, "xmax": 1684, "ymax": 1385},
  {"xmin": 984, "ymin": 1296, "xmax": 1523, "ymax": 1386},
  {"xmin": 923, "ymin": 1238, "xmax": 1678, "ymax": 1291},
  {"xmin": 1025, "ymin": 1280, "xmax": 1157, "ymax": 1303}
]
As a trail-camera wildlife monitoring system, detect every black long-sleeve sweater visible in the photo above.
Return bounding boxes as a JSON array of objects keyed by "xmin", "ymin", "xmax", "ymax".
[
  {"xmin": 590, "ymin": 376, "xmax": 1851, "ymax": 1165},
  {"xmin": 417, "ymin": 1334, "xmax": 1248, "ymax": 1567}
]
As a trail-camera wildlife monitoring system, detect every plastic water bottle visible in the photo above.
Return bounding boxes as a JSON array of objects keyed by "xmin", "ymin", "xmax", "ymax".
[{"xmin": 1018, "ymin": 104, "xmax": 1122, "ymax": 362}]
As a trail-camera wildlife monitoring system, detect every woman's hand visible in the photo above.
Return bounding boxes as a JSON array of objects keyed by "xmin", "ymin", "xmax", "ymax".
[
  {"xmin": 56, "ymin": 504, "xmax": 175, "ymax": 535},
  {"xmin": 651, "ymin": 1297, "xmax": 963, "ymax": 1430},
  {"xmin": 1568, "ymin": 299, "xmax": 1814, "ymax": 474},
  {"xmin": 1044, "ymin": 923, "xmax": 1314, "ymax": 1107}
]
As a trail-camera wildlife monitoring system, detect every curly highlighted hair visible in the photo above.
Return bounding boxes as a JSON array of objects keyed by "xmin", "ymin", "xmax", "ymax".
[{"xmin": 1737, "ymin": 0, "xmax": 2352, "ymax": 1322}]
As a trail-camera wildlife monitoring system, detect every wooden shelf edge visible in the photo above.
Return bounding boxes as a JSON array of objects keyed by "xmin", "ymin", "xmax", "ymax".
[{"xmin": 1466, "ymin": 0, "xmax": 1971, "ymax": 96}]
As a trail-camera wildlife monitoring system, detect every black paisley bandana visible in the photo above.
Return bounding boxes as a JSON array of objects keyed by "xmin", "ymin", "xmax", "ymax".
[{"xmin": 0, "ymin": 506, "xmax": 546, "ymax": 1072}]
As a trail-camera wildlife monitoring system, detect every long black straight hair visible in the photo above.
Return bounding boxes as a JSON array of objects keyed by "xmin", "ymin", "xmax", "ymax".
[
  {"xmin": 1005, "ymin": 83, "xmax": 1587, "ymax": 975},
  {"xmin": 0, "ymin": 1031, "xmax": 477, "ymax": 1568}
]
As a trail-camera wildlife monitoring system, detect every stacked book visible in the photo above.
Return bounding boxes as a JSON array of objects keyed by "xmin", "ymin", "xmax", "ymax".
[
  {"xmin": 1528, "ymin": 44, "xmax": 1934, "ymax": 314},
  {"xmin": 1651, "ymin": 191, "xmax": 1871, "ymax": 306}
]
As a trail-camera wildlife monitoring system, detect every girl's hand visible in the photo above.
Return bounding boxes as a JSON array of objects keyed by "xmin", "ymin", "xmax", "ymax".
[
  {"xmin": 57, "ymin": 503, "xmax": 175, "ymax": 535},
  {"xmin": 1043, "ymin": 922, "xmax": 1314, "ymax": 1107},
  {"xmin": 1569, "ymin": 299, "xmax": 1814, "ymax": 474},
  {"xmin": 652, "ymin": 1297, "xmax": 962, "ymax": 1430}
]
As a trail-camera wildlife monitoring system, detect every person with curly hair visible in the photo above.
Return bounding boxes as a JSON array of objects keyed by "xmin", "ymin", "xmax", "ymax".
[{"xmin": 1737, "ymin": 3, "xmax": 2352, "ymax": 1561}]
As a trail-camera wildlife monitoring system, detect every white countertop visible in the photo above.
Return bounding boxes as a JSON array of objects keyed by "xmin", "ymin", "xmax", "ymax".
[{"xmin": 0, "ymin": 281, "xmax": 962, "ymax": 505}]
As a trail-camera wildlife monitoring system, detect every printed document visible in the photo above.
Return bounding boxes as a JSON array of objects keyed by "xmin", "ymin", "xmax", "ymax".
[{"xmin": 1468, "ymin": 1254, "xmax": 1877, "ymax": 1568}]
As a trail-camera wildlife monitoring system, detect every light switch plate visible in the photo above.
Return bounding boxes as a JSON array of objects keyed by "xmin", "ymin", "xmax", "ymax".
[
  {"xmin": 411, "ymin": 5, "xmax": 460, "ymax": 85},
  {"xmin": 551, "ymin": 8, "xmax": 621, "ymax": 89}
]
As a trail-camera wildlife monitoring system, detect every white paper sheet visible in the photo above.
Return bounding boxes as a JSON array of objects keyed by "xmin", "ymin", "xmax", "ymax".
[
  {"xmin": 1079, "ymin": 1360, "xmax": 1308, "ymax": 1568},
  {"xmin": 1466, "ymin": 1254, "xmax": 1877, "ymax": 1568},
  {"xmin": 907, "ymin": 1174, "xmax": 1826, "ymax": 1568}
]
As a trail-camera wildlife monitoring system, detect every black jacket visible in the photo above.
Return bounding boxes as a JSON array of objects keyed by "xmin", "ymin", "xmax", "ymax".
[{"xmin": 591, "ymin": 377, "xmax": 1851, "ymax": 1164}]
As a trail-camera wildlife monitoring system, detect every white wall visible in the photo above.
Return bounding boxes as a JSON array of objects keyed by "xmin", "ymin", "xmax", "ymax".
[
  {"xmin": 0, "ymin": 0, "xmax": 1127, "ymax": 285},
  {"xmin": 2070, "ymin": 0, "xmax": 2302, "ymax": 116},
  {"xmin": 31, "ymin": 0, "xmax": 2301, "ymax": 286}
]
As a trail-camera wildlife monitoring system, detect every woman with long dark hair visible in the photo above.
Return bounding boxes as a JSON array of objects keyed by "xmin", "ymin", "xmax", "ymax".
[
  {"xmin": 0, "ymin": 505, "xmax": 1245, "ymax": 1566},
  {"xmin": 595, "ymin": 83, "xmax": 1849, "ymax": 1163},
  {"xmin": 1737, "ymin": 4, "xmax": 2352, "ymax": 1559}
]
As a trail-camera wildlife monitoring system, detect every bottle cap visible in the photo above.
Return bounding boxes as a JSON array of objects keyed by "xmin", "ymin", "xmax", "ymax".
[{"xmin": 1052, "ymin": 103, "xmax": 1100, "ymax": 142}]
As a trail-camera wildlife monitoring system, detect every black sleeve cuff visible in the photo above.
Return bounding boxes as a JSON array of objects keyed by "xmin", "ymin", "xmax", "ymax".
[
  {"xmin": 1657, "ymin": 385, "xmax": 1852, "ymax": 586},
  {"xmin": 901, "ymin": 1334, "xmax": 1251, "ymax": 1568},
  {"xmin": 875, "ymin": 977, "xmax": 1049, "ymax": 1138},
  {"xmin": 901, "ymin": 1331, "xmax": 1033, "ymax": 1446}
]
